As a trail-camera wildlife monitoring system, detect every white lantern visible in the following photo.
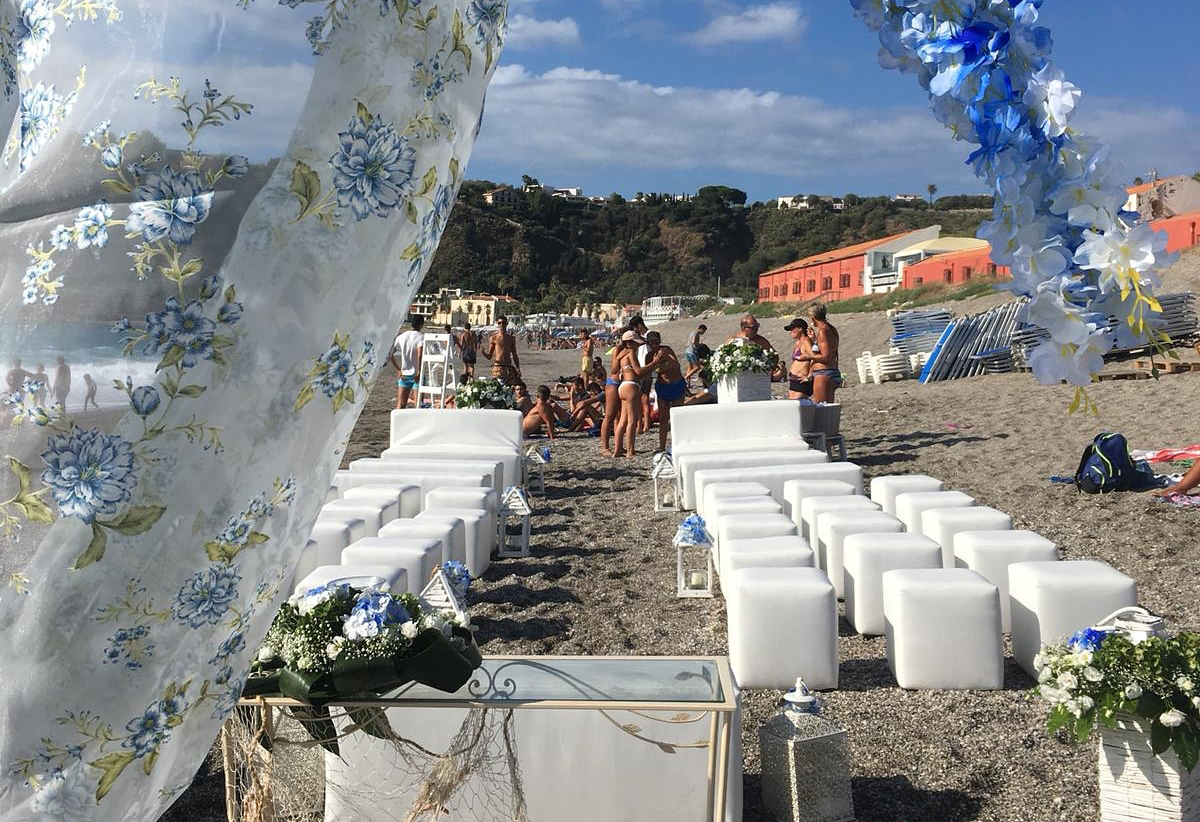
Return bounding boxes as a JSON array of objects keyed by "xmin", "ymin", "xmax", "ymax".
[
  {"xmin": 651, "ymin": 452, "xmax": 679, "ymax": 513},
  {"xmin": 672, "ymin": 516, "xmax": 713, "ymax": 598},
  {"xmin": 498, "ymin": 485, "xmax": 532, "ymax": 558},
  {"xmin": 523, "ymin": 443, "xmax": 549, "ymax": 496}
]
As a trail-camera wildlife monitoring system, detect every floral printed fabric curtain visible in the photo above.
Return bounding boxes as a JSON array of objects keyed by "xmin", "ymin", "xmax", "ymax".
[{"xmin": 0, "ymin": 1, "xmax": 505, "ymax": 819}]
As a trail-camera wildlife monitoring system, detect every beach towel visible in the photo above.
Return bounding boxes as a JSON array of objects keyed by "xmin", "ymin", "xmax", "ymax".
[{"xmin": 1129, "ymin": 446, "xmax": 1200, "ymax": 463}]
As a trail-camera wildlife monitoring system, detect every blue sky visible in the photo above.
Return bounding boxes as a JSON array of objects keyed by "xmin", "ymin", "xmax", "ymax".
[{"xmin": 468, "ymin": 0, "xmax": 1200, "ymax": 203}]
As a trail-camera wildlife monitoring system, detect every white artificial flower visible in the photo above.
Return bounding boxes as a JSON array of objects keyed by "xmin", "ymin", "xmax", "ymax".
[
  {"xmin": 1083, "ymin": 667, "xmax": 1103, "ymax": 683},
  {"xmin": 1033, "ymin": 653, "xmax": 1045, "ymax": 670},
  {"xmin": 1039, "ymin": 685, "xmax": 1066, "ymax": 705},
  {"xmin": 1023, "ymin": 63, "xmax": 1081, "ymax": 138},
  {"xmin": 1178, "ymin": 677, "xmax": 1195, "ymax": 693},
  {"xmin": 1078, "ymin": 696, "xmax": 1095, "ymax": 713},
  {"xmin": 1038, "ymin": 666, "xmax": 1053, "ymax": 684},
  {"xmin": 401, "ymin": 621, "xmax": 419, "ymax": 639},
  {"xmin": 1191, "ymin": 696, "xmax": 1200, "ymax": 711},
  {"xmin": 1124, "ymin": 683, "xmax": 1143, "ymax": 700},
  {"xmin": 1057, "ymin": 672, "xmax": 1078, "ymax": 691},
  {"xmin": 257, "ymin": 645, "xmax": 277, "ymax": 662},
  {"xmin": 1064, "ymin": 698, "xmax": 1080, "ymax": 716},
  {"xmin": 325, "ymin": 641, "xmax": 341, "ymax": 660},
  {"xmin": 1160, "ymin": 709, "xmax": 1187, "ymax": 728}
]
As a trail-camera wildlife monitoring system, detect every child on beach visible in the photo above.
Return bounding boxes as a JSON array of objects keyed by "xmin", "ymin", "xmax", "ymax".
[{"xmin": 82, "ymin": 373, "xmax": 98, "ymax": 411}]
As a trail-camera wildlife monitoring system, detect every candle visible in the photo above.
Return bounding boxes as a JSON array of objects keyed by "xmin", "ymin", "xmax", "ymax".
[{"xmin": 689, "ymin": 571, "xmax": 706, "ymax": 589}]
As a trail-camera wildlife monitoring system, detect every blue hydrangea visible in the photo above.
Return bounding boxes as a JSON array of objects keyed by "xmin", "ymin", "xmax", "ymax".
[
  {"xmin": 126, "ymin": 166, "xmax": 213, "ymax": 245},
  {"xmin": 40, "ymin": 428, "xmax": 138, "ymax": 523},
  {"xmin": 342, "ymin": 588, "xmax": 411, "ymax": 640},
  {"xmin": 442, "ymin": 560, "xmax": 471, "ymax": 599},
  {"xmin": 329, "ymin": 113, "xmax": 416, "ymax": 220},
  {"xmin": 173, "ymin": 564, "xmax": 241, "ymax": 628},
  {"xmin": 1068, "ymin": 627, "xmax": 1108, "ymax": 652}
]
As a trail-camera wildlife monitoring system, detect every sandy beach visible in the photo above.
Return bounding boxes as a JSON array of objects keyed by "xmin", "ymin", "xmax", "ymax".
[{"xmin": 164, "ymin": 249, "xmax": 1200, "ymax": 822}]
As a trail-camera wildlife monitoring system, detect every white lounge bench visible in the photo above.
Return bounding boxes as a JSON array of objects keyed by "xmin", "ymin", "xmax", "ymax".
[
  {"xmin": 350, "ymin": 457, "xmax": 505, "ymax": 492},
  {"xmin": 334, "ymin": 470, "xmax": 490, "ymax": 502},
  {"xmin": 689, "ymin": 462, "xmax": 864, "ymax": 512},
  {"xmin": 383, "ymin": 408, "xmax": 522, "ymax": 491}
]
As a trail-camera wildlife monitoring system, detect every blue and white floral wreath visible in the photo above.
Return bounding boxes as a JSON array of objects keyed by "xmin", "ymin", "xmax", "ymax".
[{"xmin": 852, "ymin": 0, "xmax": 1176, "ymax": 404}]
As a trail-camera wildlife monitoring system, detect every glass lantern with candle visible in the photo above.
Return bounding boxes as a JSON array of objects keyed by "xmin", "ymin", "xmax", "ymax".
[{"xmin": 673, "ymin": 515, "xmax": 713, "ymax": 598}]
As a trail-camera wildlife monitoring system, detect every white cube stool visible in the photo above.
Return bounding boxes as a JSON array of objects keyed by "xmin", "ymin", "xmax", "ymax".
[
  {"xmin": 954, "ymin": 531, "xmax": 1058, "ymax": 632},
  {"xmin": 894, "ymin": 490, "xmax": 975, "ymax": 533},
  {"xmin": 309, "ymin": 518, "xmax": 360, "ymax": 567},
  {"xmin": 325, "ymin": 485, "xmax": 339, "ymax": 504},
  {"xmin": 870, "ymin": 474, "xmax": 944, "ymax": 515},
  {"xmin": 921, "ymin": 506, "xmax": 1013, "ymax": 568},
  {"xmin": 294, "ymin": 538, "xmax": 320, "ymax": 584},
  {"xmin": 718, "ymin": 535, "xmax": 814, "ymax": 580},
  {"xmin": 816, "ymin": 511, "xmax": 904, "ymax": 598},
  {"xmin": 843, "ymin": 533, "xmax": 942, "ymax": 636},
  {"xmin": 701, "ymin": 482, "xmax": 772, "ymax": 520},
  {"xmin": 344, "ymin": 483, "xmax": 422, "ymax": 518},
  {"xmin": 1009, "ymin": 560, "xmax": 1136, "ymax": 677},
  {"xmin": 342, "ymin": 538, "xmax": 444, "ymax": 593},
  {"xmin": 882, "ymin": 568, "xmax": 1003, "ymax": 689},
  {"xmin": 319, "ymin": 498, "xmax": 401, "ymax": 538},
  {"xmin": 798, "ymin": 495, "xmax": 880, "ymax": 546},
  {"xmin": 781, "ymin": 479, "xmax": 855, "ymax": 519},
  {"xmin": 418, "ymin": 508, "xmax": 491, "ymax": 577},
  {"xmin": 727, "ymin": 567, "xmax": 838, "ymax": 689},
  {"xmin": 378, "ymin": 518, "xmax": 466, "ymax": 565},
  {"xmin": 716, "ymin": 512, "xmax": 797, "ymax": 555},
  {"xmin": 709, "ymin": 496, "xmax": 784, "ymax": 530},
  {"xmin": 294, "ymin": 564, "xmax": 408, "ymax": 596},
  {"xmin": 426, "ymin": 487, "xmax": 499, "ymax": 543}
]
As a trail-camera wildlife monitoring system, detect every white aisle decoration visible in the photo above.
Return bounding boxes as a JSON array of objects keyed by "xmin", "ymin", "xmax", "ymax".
[
  {"xmin": 0, "ymin": 1, "xmax": 506, "ymax": 819},
  {"xmin": 851, "ymin": 0, "xmax": 1177, "ymax": 404}
]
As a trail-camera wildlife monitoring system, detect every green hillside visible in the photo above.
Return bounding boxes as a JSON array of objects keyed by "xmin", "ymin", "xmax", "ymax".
[{"xmin": 424, "ymin": 181, "xmax": 993, "ymax": 311}]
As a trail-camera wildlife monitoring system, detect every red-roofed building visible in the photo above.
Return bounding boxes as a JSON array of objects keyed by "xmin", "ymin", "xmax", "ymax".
[
  {"xmin": 902, "ymin": 248, "xmax": 1009, "ymax": 288},
  {"xmin": 757, "ymin": 226, "xmax": 941, "ymax": 303},
  {"xmin": 1125, "ymin": 176, "xmax": 1200, "ymax": 221}
]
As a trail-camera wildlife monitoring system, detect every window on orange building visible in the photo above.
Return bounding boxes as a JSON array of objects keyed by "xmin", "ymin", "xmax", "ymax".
[
  {"xmin": 806, "ymin": 280, "xmax": 816, "ymax": 293},
  {"xmin": 914, "ymin": 277, "xmax": 923, "ymax": 285},
  {"xmin": 987, "ymin": 263, "xmax": 997, "ymax": 276},
  {"xmin": 944, "ymin": 269, "xmax": 952, "ymax": 283},
  {"xmin": 820, "ymin": 277, "xmax": 830, "ymax": 290},
  {"xmin": 962, "ymin": 267, "xmax": 972, "ymax": 280},
  {"xmin": 839, "ymin": 274, "xmax": 850, "ymax": 288}
]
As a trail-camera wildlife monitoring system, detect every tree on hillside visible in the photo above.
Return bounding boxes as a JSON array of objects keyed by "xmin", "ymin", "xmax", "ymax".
[
  {"xmin": 696, "ymin": 185, "xmax": 747, "ymax": 208},
  {"xmin": 521, "ymin": 174, "xmax": 541, "ymax": 191},
  {"xmin": 927, "ymin": 183, "xmax": 938, "ymax": 204},
  {"xmin": 1133, "ymin": 176, "xmax": 1145, "ymax": 186}
]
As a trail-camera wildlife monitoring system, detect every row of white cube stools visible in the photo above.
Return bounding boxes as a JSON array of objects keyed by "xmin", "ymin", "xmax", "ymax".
[
  {"xmin": 703, "ymin": 473, "xmax": 1136, "ymax": 692},
  {"xmin": 294, "ymin": 484, "xmax": 499, "ymax": 597}
]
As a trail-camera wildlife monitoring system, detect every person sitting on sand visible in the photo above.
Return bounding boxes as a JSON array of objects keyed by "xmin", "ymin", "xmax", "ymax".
[
  {"xmin": 784, "ymin": 317, "xmax": 814, "ymax": 400},
  {"xmin": 794, "ymin": 303, "xmax": 842, "ymax": 403},
  {"xmin": 726, "ymin": 314, "xmax": 775, "ymax": 351},
  {"xmin": 1155, "ymin": 460, "xmax": 1200, "ymax": 497},
  {"xmin": 512, "ymin": 380, "xmax": 534, "ymax": 415},
  {"xmin": 683, "ymin": 368, "xmax": 717, "ymax": 405},
  {"xmin": 568, "ymin": 376, "xmax": 603, "ymax": 431},
  {"xmin": 523, "ymin": 385, "xmax": 565, "ymax": 439},
  {"xmin": 483, "ymin": 315, "xmax": 521, "ymax": 383},
  {"xmin": 644, "ymin": 331, "xmax": 685, "ymax": 454},
  {"xmin": 684, "ymin": 324, "xmax": 707, "ymax": 382},
  {"xmin": 82, "ymin": 373, "xmax": 98, "ymax": 411}
]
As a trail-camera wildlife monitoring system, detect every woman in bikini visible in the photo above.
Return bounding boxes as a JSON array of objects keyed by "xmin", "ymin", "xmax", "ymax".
[
  {"xmin": 599, "ymin": 336, "xmax": 624, "ymax": 456},
  {"xmin": 784, "ymin": 317, "xmax": 814, "ymax": 399},
  {"xmin": 613, "ymin": 330, "xmax": 653, "ymax": 458}
]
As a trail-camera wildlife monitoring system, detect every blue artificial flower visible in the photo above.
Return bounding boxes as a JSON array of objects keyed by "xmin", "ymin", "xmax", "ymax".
[
  {"xmin": 173, "ymin": 564, "xmax": 241, "ymax": 628},
  {"xmin": 15, "ymin": 0, "xmax": 55, "ymax": 72},
  {"xmin": 674, "ymin": 514, "xmax": 711, "ymax": 546},
  {"xmin": 129, "ymin": 385, "xmax": 161, "ymax": 417},
  {"xmin": 465, "ymin": 0, "xmax": 504, "ymax": 45},
  {"xmin": 222, "ymin": 155, "xmax": 249, "ymax": 178},
  {"xmin": 329, "ymin": 112, "xmax": 416, "ymax": 220},
  {"xmin": 441, "ymin": 560, "xmax": 471, "ymax": 598},
  {"xmin": 40, "ymin": 428, "xmax": 138, "ymax": 523},
  {"xmin": 342, "ymin": 588, "xmax": 411, "ymax": 640},
  {"xmin": 123, "ymin": 705, "xmax": 168, "ymax": 758},
  {"xmin": 126, "ymin": 166, "xmax": 213, "ymax": 245},
  {"xmin": 73, "ymin": 201, "xmax": 113, "ymax": 249},
  {"xmin": 1068, "ymin": 627, "xmax": 1108, "ymax": 652}
]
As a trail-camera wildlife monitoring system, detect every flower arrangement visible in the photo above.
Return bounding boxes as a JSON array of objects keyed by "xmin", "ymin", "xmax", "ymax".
[
  {"xmin": 1035, "ymin": 628, "xmax": 1200, "ymax": 770},
  {"xmin": 852, "ymin": 1, "xmax": 1176, "ymax": 396},
  {"xmin": 457, "ymin": 377, "xmax": 515, "ymax": 409},
  {"xmin": 708, "ymin": 342, "xmax": 780, "ymax": 379},
  {"xmin": 673, "ymin": 515, "xmax": 712, "ymax": 547},
  {"xmin": 247, "ymin": 573, "xmax": 481, "ymax": 703}
]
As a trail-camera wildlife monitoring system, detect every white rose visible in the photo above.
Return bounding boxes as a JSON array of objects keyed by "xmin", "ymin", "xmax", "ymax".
[
  {"xmin": 1083, "ymin": 667, "xmax": 1103, "ymax": 683},
  {"xmin": 1178, "ymin": 677, "xmax": 1195, "ymax": 693},
  {"xmin": 1057, "ymin": 672, "xmax": 1078, "ymax": 691},
  {"xmin": 1124, "ymin": 683, "xmax": 1143, "ymax": 700},
  {"xmin": 1033, "ymin": 653, "xmax": 1045, "ymax": 670},
  {"xmin": 1160, "ymin": 709, "xmax": 1187, "ymax": 728},
  {"xmin": 1038, "ymin": 666, "xmax": 1053, "ymax": 683},
  {"xmin": 326, "ymin": 642, "xmax": 341, "ymax": 660},
  {"xmin": 1065, "ymin": 698, "xmax": 1080, "ymax": 717},
  {"xmin": 1039, "ymin": 685, "xmax": 1065, "ymax": 705},
  {"xmin": 1078, "ymin": 696, "xmax": 1095, "ymax": 713},
  {"xmin": 258, "ymin": 645, "xmax": 277, "ymax": 662},
  {"xmin": 401, "ymin": 622, "xmax": 419, "ymax": 639}
]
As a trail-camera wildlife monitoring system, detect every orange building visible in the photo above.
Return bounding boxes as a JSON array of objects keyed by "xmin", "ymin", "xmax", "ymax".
[
  {"xmin": 757, "ymin": 226, "xmax": 940, "ymax": 303},
  {"xmin": 1152, "ymin": 211, "xmax": 1200, "ymax": 253},
  {"xmin": 902, "ymin": 248, "xmax": 1009, "ymax": 288}
]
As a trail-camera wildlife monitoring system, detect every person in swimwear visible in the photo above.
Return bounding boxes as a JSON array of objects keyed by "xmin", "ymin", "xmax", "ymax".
[
  {"xmin": 784, "ymin": 317, "xmax": 814, "ymax": 400},
  {"xmin": 579, "ymin": 329, "xmax": 595, "ymax": 381},
  {"xmin": 483, "ymin": 315, "xmax": 521, "ymax": 382},
  {"xmin": 599, "ymin": 334, "xmax": 624, "ymax": 456},
  {"xmin": 612, "ymin": 330, "xmax": 657, "ymax": 458},
  {"xmin": 799, "ymin": 302, "xmax": 841, "ymax": 403},
  {"xmin": 567, "ymin": 375, "xmax": 603, "ymax": 431},
  {"xmin": 644, "ymin": 331, "xmax": 686, "ymax": 454},
  {"xmin": 523, "ymin": 384, "xmax": 563, "ymax": 439}
]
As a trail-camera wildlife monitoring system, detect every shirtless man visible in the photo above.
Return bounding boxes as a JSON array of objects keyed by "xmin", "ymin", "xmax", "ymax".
[
  {"xmin": 644, "ymin": 331, "xmax": 685, "ymax": 454},
  {"xmin": 799, "ymin": 302, "xmax": 841, "ymax": 403},
  {"xmin": 579, "ymin": 329, "xmax": 594, "ymax": 380},
  {"xmin": 784, "ymin": 318, "xmax": 814, "ymax": 400},
  {"xmin": 726, "ymin": 314, "xmax": 775, "ymax": 351},
  {"xmin": 684, "ymin": 324, "xmax": 707, "ymax": 382},
  {"xmin": 458, "ymin": 322, "xmax": 477, "ymax": 379},
  {"xmin": 522, "ymin": 385, "xmax": 563, "ymax": 439},
  {"xmin": 483, "ymin": 315, "xmax": 521, "ymax": 383}
]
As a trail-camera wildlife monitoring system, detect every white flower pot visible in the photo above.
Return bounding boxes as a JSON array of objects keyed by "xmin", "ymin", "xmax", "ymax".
[
  {"xmin": 717, "ymin": 371, "xmax": 771, "ymax": 404},
  {"xmin": 1099, "ymin": 716, "xmax": 1200, "ymax": 822}
]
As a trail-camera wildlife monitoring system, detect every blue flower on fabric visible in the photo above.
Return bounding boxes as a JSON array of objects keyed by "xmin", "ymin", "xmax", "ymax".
[
  {"xmin": 210, "ymin": 668, "xmax": 249, "ymax": 720},
  {"xmin": 124, "ymin": 705, "xmax": 169, "ymax": 758},
  {"xmin": 100, "ymin": 143, "xmax": 122, "ymax": 170},
  {"xmin": 315, "ymin": 342, "xmax": 354, "ymax": 397},
  {"xmin": 222, "ymin": 155, "xmax": 249, "ymax": 178},
  {"xmin": 130, "ymin": 386, "xmax": 161, "ymax": 417},
  {"xmin": 342, "ymin": 588, "xmax": 411, "ymax": 640},
  {"xmin": 40, "ymin": 428, "xmax": 137, "ymax": 523},
  {"xmin": 18, "ymin": 83, "xmax": 56, "ymax": 170},
  {"xmin": 217, "ymin": 302, "xmax": 243, "ymax": 325},
  {"xmin": 143, "ymin": 297, "xmax": 217, "ymax": 367},
  {"xmin": 1068, "ymin": 627, "xmax": 1108, "ymax": 652},
  {"xmin": 465, "ymin": 0, "xmax": 504, "ymax": 45},
  {"xmin": 15, "ymin": 0, "xmax": 55, "ymax": 73},
  {"xmin": 329, "ymin": 112, "xmax": 416, "ymax": 220},
  {"xmin": 127, "ymin": 166, "xmax": 214, "ymax": 245},
  {"xmin": 218, "ymin": 513, "xmax": 254, "ymax": 547},
  {"xmin": 173, "ymin": 564, "xmax": 241, "ymax": 628},
  {"xmin": 209, "ymin": 629, "xmax": 245, "ymax": 664},
  {"xmin": 103, "ymin": 625, "xmax": 154, "ymax": 669},
  {"xmin": 73, "ymin": 201, "xmax": 113, "ymax": 249}
]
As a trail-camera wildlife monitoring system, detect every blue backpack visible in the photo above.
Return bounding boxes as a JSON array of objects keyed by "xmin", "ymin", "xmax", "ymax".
[{"xmin": 1074, "ymin": 433, "xmax": 1156, "ymax": 494}]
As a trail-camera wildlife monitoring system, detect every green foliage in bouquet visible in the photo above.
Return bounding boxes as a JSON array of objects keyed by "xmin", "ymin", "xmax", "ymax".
[
  {"xmin": 708, "ymin": 342, "xmax": 780, "ymax": 379},
  {"xmin": 1036, "ymin": 629, "xmax": 1200, "ymax": 770},
  {"xmin": 457, "ymin": 377, "xmax": 515, "ymax": 409}
]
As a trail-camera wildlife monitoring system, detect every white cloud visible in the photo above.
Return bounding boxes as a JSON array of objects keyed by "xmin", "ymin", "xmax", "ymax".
[
  {"xmin": 472, "ymin": 64, "xmax": 1200, "ymax": 197},
  {"xmin": 506, "ymin": 14, "xmax": 582, "ymax": 49},
  {"xmin": 687, "ymin": 2, "xmax": 808, "ymax": 46}
]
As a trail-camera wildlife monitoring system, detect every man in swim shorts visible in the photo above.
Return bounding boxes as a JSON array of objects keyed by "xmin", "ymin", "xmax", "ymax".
[
  {"xmin": 483, "ymin": 315, "xmax": 521, "ymax": 383},
  {"xmin": 458, "ymin": 322, "xmax": 477, "ymax": 378},
  {"xmin": 644, "ymin": 331, "xmax": 686, "ymax": 454},
  {"xmin": 389, "ymin": 316, "xmax": 425, "ymax": 409}
]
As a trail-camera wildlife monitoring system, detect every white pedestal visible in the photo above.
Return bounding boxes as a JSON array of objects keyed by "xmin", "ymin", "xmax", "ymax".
[{"xmin": 717, "ymin": 372, "xmax": 771, "ymax": 403}]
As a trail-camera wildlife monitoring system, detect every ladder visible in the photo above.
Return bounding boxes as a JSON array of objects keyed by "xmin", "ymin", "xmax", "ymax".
[{"xmin": 416, "ymin": 333, "xmax": 457, "ymax": 408}]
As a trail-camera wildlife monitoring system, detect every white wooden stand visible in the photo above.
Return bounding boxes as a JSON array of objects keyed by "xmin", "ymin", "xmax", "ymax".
[
  {"xmin": 417, "ymin": 333, "xmax": 457, "ymax": 408},
  {"xmin": 498, "ymin": 486, "xmax": 532, "ymax": 558},
  {"xmin": 651, "ymin": 453, "xmax": 679, "ymax": 513}
]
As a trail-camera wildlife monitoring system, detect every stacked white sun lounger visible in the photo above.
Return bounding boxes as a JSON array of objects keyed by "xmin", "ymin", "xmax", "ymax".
[{"xmin": 294, "ymin": 409, "xmax": 523, "ymax": 589}]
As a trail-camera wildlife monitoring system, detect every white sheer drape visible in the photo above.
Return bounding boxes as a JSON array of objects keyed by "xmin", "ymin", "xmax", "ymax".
[{"xmin": 0, "ymin": 1, "xmax": 505, "ymax": 819}]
